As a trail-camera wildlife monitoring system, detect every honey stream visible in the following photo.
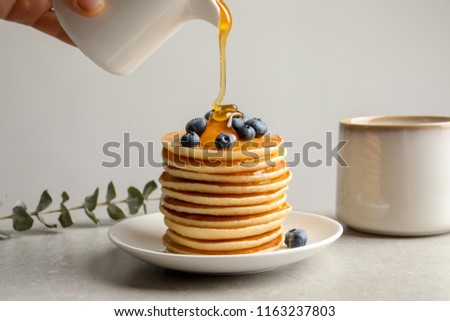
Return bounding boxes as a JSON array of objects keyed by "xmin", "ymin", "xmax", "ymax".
[{"xmin": 211, "ymin": 0, "xmax": 235, "ymax": 121}]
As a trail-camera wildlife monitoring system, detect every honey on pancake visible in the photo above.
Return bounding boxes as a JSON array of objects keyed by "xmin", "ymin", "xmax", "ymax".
[{"xmin": 200, "ymin": 116, "xmax": 235, "ymax": 146}]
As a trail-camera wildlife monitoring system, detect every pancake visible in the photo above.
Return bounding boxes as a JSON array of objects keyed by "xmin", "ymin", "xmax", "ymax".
[
  {"xmin": 159, "ymin": 127, "xmax": 292, "ymax": 256},
  {"xmin": 164, "ymin": 215, "xmax": 286, "ymax": 240},
  {"xmin": 163, "ymin": 160, "xmax": 288, "ymax": 183},
  {"xmin": 159, "ymin": 171, "xmax": 292, "ymax": 194},
  {"xmin": 162, "ymin": 148, "xmax": 286, "ymax": 174},
  {"xmin": 164, "ymin": 226, "xmax": 283, "ymax": 251},
  {"xmin": 161, "ymin": 186, "xmax": 288, "ymax": 206},
  {"xmin": 163, "ymin": 233, "xmax": 284, "ymax": 255},
  {"xmin": 160, "ymin": 203, "xmax": 291, "ymax": 228},
  {"xmin": 162, "ymin": 130, "xmax": 284, "ymax": 161},
  {"xmin": 162, "ymin": 194, "xmax": 287, "ymax": 216}
]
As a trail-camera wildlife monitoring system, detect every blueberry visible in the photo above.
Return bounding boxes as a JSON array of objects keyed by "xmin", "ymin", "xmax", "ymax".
[
  {"xmin": 181, "ymin": 131, "xmax": 200, "ymax": 147},
  {"xmin": 215, "ymin": 133, "xmax": 236, "ymax": 149},
  {"xmin": 284, "ymin": 228, "xmax": 308, "ymax": 248},
  {"xmin": 245, "ymin": 118, "xmax": 268, "ymax": 138},
  {"xmin": 204, "ymin": 110, "xmax": 214, "ymax": 120},
  {"xmin": 231, "ymin": 117, "xmax": 245, "ymax": 131},
  {"xmin": 236, "ymin": 124, "xmax": 256, "ymax": 140},
  {"xmin": 186, "ymin": 118, "xmax": 207, "ymax": 136}
]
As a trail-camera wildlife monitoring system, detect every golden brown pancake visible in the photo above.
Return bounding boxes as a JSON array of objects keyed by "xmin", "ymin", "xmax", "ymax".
[
  {"xmin": 162, "ymin": 194, "xmax": 287, "ymax": 216},
  {"xmin": 163, "ymin": 233, "xmax": 284, "ymax": 255},
  {"xmin": 164, "ymin": 226, "xmax": 283, "ymax": 251},
  {"xmin": 159, "ymin": 171, "xmax": 292, "ymax": 194},
  {"xmin": 159, "ymin": 129, "xmax": 292, "ymax": 256},
  {"xmin": 162, "ymin": 148, "xmax": 286, "ymax": 174},
  {"xmin": 161, "ymin": 186, "xmax": 288, "ymax": 206},
  {"xmin": 164, "ymin": 215, "xmax": 286, "ymax": 240},
  {"xmin": 163, "ymin": 160, "xmax": 288, "ymax": 183},
  {"xmin": 160, "ymin": 203, "xmax": 292, "ymax": 229}
]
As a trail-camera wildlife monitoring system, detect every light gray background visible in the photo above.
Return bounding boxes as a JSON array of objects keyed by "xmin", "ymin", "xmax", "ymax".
[{"xmin": 1, "ymin": 0, "xmax": 450, "ymax": 216}]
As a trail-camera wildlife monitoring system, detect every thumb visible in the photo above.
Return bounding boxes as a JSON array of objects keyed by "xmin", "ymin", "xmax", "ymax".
[{"xmin": 60, "ymin": 0, "xmax": 105, "ymax": 17}]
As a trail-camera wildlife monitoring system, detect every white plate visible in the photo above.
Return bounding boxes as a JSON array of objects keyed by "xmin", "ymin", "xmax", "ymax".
[{"xmin": 108, "ymin": 211, "xmax": 343, "ymax": 275}]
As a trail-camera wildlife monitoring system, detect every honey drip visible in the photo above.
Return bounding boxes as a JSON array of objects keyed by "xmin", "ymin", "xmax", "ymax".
[{"xmin": 212, "ymin": 0, "xmax": 235, "ymax": 121}]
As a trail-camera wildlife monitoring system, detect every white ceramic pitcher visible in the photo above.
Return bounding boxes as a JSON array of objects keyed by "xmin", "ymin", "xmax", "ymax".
[{"xmin": 53, "ymin": 0, "xmax": 221, "ymax": 75}]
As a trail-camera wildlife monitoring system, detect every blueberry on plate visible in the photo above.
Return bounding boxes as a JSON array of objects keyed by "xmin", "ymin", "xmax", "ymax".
[
  {"xmin": 236, "ymin": 124, "xmax": 256, "ymax": 140},
  {"xmin": 245, "ymin": 118, "xmax": 268, "ymax": 138},
  {"xmin": 186, "ymin": 117, "xmax": 207, "ymax": 136},
  {"xmin": 181, "ymin": 131, "xmax": 200, "ymax": 147},
  {"xmin": 204, "ymin": 110, "xmax": 214, "ymax": 120},
  {"xmin": 215, "ymin": 133, "xmax": 236, "ymax": 149},
  {"xmin": 284, "ymin": 228, "xmax": 308, "ymax": 248}
]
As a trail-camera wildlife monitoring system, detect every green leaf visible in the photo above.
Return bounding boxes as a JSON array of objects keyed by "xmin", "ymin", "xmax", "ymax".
[
  {"xmin": 15, "ymin": 200, "xmax": 27, "ymax": 210},
  {"xmin": 84, "ymin": 188, "xmax": 99, "ymax": 211},
  {"xmin": 107, "ymin": 204, "xmax": 126, "ymax": 220},
  {"xmin": 84, "ymin": 208, "xmax": 99, "ymax": 225},
  {"xmin": 143, "ymin": 180, "xmax": 158, "ymax": 199},
  {"xmin": 35, "ymin": 190, "xmax": 52, "ymax": 213},
  {"xmin": 0, "ymin": 231, "xmax": 11, "ymax": 240},
  {"xmin": 61, "ymin": 191, "xmax": 70, "ymax": 204},
  {"xmin": 36, "ymin": 213, "xmax": 57, "ymax": 229},
  {"xmin": 12, "ymin": 206, "xmax": 34, "ymax": 231},
  {"xmin": 126, "ymin": 187, "xmax": 144, "ymax": 214},
  {"xmin": 106, "ymin": 181, "xmax": 116, "ymax": 203},
  {"xmin": 58, "ymin": 204, "xmax": 73, "ymax": 228}
]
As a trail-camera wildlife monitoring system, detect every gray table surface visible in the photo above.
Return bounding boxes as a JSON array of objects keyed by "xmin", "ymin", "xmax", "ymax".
[{"xmin": 1, "ymin": 211, "xmax": 449, "ymax": 301}]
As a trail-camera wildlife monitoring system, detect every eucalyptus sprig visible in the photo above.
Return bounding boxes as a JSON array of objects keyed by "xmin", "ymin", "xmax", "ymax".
[{"xmin": 0, "ymin": 180, "xmax": 159, "ymax": 240}]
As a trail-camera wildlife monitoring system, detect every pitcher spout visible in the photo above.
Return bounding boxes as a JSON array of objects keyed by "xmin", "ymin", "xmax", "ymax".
[{"xmin": 187, "ymin": 0, "xmax": 220, "ymax": 27}]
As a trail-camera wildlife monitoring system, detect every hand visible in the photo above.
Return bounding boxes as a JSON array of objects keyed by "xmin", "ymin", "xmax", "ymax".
[{"xmin": 0, "ymin": 0, "xmax": 105, "ymax": 45}]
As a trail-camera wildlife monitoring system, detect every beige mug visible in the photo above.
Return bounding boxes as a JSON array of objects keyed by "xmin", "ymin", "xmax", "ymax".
[{"xmin": 336, "ymin": 115, "xmax": 450, "ymax": 236}]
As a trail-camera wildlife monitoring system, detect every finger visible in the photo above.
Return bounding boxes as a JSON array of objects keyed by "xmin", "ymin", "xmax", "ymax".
[
  {"xmin": 33, "ymin": 10, "xmax": 75, "ymax": 46},
  {"xmin": 60, "ymin": 0, "xmax": 105, "ymax": 17},
  {"xmin": 0, "ymin": 0, "xmax": 17, "ymax": 20},
  {"xmin": 3, "ymin": 0, "xmax": 75, "ymax": 46},
  {"xmin": 4, "ymin": 0, "xmax": 53, "ymax": 25}
]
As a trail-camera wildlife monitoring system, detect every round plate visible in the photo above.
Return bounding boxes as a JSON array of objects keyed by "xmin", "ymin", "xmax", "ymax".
[{"xmin": 108, "ymin": 211, "xmax": 343, "ymax": 275}]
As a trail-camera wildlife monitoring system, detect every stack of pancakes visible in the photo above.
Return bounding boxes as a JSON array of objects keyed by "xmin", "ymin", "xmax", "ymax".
[{"xmin": 159, "ymin": 131, "xmax": 292, "ymax": 255}]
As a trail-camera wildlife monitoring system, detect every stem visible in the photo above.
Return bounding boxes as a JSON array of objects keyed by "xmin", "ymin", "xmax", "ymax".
[{"xmin": 0, "ymin": 197, "xmax": 162, "ymax": 221}]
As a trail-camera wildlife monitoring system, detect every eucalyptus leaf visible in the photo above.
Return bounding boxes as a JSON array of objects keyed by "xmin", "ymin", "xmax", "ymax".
[
  {"xmin": 15, "ymin": 200, "xmax": 27, "ymax": 210},
  {"xmin": 107, "ymin": 204, "xmax": 126, "ymax": 220},
  {"xmin": 12, "ymin": 206, "xmax": 34, "ymax": 231},
  {"xmin": 126, "ymin": 187, "xmax": 144, "ymax": 214},
  {"xmin": 84, "ymin": 208, "xmax": 100, "ymax": 225},
  {"xmin": 61, "ymin": 191, "xmax": 70, "ymax": 204},
  {"xmin": 36, "ymin": 190, "xmax": 52, "ymax": 213},
  {"xmin": 143, "ymin": 180, "xmax": 157, "ymax": 199},
  {"xmin": 36, "ymin": 213, "xmax": 57, "ymax": 229},
  {"xmin": 0, "ymin": 231, "xmax": 11, "ymax": 240},
  {"xmin": 84, "ymin": 188, "xmax": 99, "ymax": 211},
  {"xmin": 58, "ymin": 204, "xmax": 73, "ymax": 228},
  {"xmin": 106, "ymin": 181, "xmax": 116, "ymax": 203}
]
